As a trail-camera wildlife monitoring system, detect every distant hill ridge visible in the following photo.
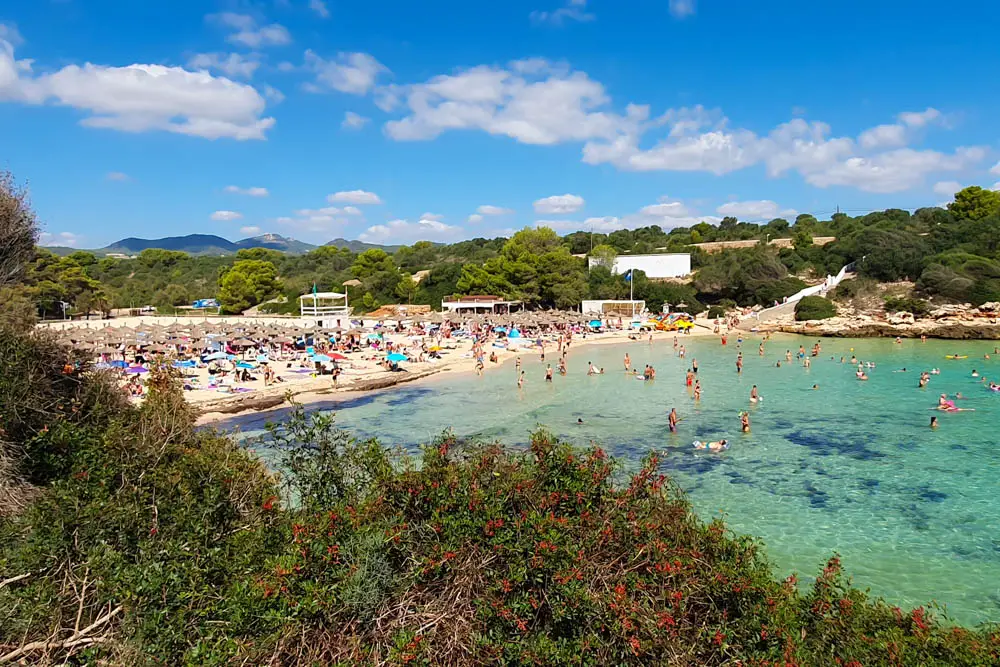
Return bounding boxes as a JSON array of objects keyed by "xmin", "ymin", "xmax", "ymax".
[{"xmin": 85, "ymin": 233, "xmax": 397, "ymax": 256}]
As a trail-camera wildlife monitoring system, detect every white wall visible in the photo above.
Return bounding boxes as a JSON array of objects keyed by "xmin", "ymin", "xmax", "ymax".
[{"xmin": 589, "ymin": 253, "xmax": 691, "ymax": 279}]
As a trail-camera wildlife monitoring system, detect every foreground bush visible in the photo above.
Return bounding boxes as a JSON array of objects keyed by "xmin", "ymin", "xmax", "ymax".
[
  {"xmin": 794, "ymin": 295, "xmax": 837, "ymax": 321},
  {"xmin": 2, "ymin": 329, "xmax": 999, "ymax": 664}
]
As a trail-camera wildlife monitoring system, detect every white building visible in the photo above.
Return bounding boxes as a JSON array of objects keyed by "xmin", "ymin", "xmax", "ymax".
[
  {"xmin": 299, "ymin": 291, "xmax": 351, "ymax": 328},
  {"xmin": 589, "ymin": 253, "xmax": 691, "ymax": 279},
  {"xmin": 441, "ymin": 295, "xmax": 524, "ymax": 314}
]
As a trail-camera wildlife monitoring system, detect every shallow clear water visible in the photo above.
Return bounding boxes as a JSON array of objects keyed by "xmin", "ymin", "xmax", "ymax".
[{"xmin": 226, "ymin": 334, "xmax": 1000, "ymax": 625}]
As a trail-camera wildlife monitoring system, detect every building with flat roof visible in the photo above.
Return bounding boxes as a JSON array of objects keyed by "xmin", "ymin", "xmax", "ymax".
[
  {"xmin": 441, "ymin": 295, "xmax": 524, "ymax": 314},
  {"xmin": 589, "ymin": 253, "xmax": 691, "ymax": 279},
  {"xmin": 300, "ymin": 291, "xmax": 350, "ymax": 328}
]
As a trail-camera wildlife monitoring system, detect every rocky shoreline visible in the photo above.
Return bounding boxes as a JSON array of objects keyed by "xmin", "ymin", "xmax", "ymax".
[{"xmin": 760, "ymin": 319, "xmax": 1000, "ymax": 340}]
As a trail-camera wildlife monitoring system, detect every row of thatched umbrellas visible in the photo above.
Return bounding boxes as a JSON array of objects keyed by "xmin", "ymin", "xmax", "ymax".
[{"xmin": 56, "ymin": 310, "xmax": 607, "ymax": 353}]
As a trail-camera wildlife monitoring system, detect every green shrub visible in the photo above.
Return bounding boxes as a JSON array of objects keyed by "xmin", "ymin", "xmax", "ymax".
[
  {"xmin": 707, "ymin": 305, "xmax": 727, "ymax": 319},
  {"xmin": 884, "ymin": 296, "xmax": 931, "ymax": 317},
  {"xmin": 2, "ymin": 327, "xmax": 999, "ymax": 665},
  {"xmin": 794, "ymin": 295, "xmax": 837, "ymax": 321}
]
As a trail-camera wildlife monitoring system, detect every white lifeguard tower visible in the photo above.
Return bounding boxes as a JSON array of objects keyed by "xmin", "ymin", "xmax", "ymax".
[{"xmin": 299, "ymin": 291, "xmax": 351, "ymax": 328}]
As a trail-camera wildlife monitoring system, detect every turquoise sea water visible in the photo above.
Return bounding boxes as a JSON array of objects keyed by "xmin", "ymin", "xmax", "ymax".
[{"xmin": 226, "ymin": 334, "xmax": 1000, "ymax": 626}]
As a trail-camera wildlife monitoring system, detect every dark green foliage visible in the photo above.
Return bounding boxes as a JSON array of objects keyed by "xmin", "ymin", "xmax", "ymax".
[
  {"xmin": 2, "ymin": 330, "xmax": 1000, "ymax": 663},
  {"xmin": 795, "ymin": 296, "xmax": 837, "ymax": 321},
  {"xmin": 884, "ymin": 296, "xmax": 931, "ymax": 317}
]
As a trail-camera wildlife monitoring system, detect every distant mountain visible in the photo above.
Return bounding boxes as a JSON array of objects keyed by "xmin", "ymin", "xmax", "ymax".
[
  {"xmin": 324, "ymin": 237, "xmax": 404, "ymax": 253},
  {"xmin": 98, "ymin": 233, "xmax": 315, "ymax": 256},
  {"xmin": 234, "ymin": 234, "xmax": 317, "ymax": 254},
  {"xmin": 102, "ymin": 234, "xmax": 238, "ymax": 256}
]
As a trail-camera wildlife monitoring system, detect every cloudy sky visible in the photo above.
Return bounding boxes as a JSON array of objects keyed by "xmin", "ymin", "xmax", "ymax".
[{"xmin": 2, "ymin": 0, "xmax": 999, "ymax": 248}]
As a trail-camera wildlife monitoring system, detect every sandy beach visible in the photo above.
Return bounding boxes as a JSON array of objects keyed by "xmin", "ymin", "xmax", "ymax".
[{"xmin": 40, "ymin": 314, "xmax": 723, "ymax": 425}]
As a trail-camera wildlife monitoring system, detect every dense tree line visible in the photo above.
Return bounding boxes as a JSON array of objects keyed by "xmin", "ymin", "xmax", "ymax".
[{"xmin": 12, "ymin": 185, "xmax": 1000, "ymax": 317}]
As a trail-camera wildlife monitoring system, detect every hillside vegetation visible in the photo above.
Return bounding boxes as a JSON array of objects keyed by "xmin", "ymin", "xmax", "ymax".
[
  {"xmin": 13, "ymin": 186, "xmax": 1000, "ymax": 316},
  {"xmin": 3, "ymin": 173, "xmax": 1000, "ymax": 663}
]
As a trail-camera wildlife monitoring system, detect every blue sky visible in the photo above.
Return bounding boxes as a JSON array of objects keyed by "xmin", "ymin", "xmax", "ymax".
[{"xmin": 1, "ymin": 0, "xmax": 999, "ymax": 248}]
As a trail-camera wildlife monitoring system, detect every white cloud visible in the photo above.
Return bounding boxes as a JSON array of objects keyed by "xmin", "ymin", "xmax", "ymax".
[
  {"xmin": 187, "ymin": 52, "xmax": 260, "ymax": 79},
  {"xmin": 899, "ymin": 108, "xmax": 942, "ymax": 128},
  {"xmin": 639, "ymin": 200, "xmax": 690, "ymax": 217},
  {"xmin": 467, "ymin": 213, "xmax": 484, "ymax": 223},
  {"xmin": 106, "ymin": 171, "xmax": 129, "ymax": 182},
  {"xmin": 343, "ymin": 206, "xmax": 362, "ymax": 215},
  {"xmin": 309, "ymin": 0, "xmax": 330, "ymax": 19},
  {"xmin": 530, "ymin": 0, "xmax": 595, "ymax": 25},
  {"xmin": 858, "ymin": 123, "xmax": 907, "ymax": 150},
  {"xmin": 583, "ymin": 109, "xmax": 984, "ymax": 193},
  {"xmin": 328, "ymin": 189, "xmax": 382, "ymax": 205},
  {"xmin": 716, "ymin": 200, "xmax": 794, "ymax": 220},
  {"xmin": 383, "ymin": 59, "xmax": 630, "ymax": 145},
  {"xmin": 240, "ymin": 225, "xmax": 262, "ymax": 235},
  {"xmin": 990, "ymin": 161, "xmax": 1000, "ymax": 177},
  {"xmin": 0, "ymin": 22, "xmax": 23, "ymax": 47},
  {"xmin": 804, "ymin": 147, "xmax": 985, "ymax": 193},
  {"xmin": 39, "ymin": 231, "xmax": 82, "ymax": 247},
  {"xmin": 0, "ymin": 36, "xmax": 275, "ymax": 140},
  {"xmin": 420, "ymin": 212, "xmax": 445, "ymax": 221},
  {"xmin": 932, "ymin": 181, "xmax": 963, "ymax": 198},
  {"xmin": 224, "ymin": 185, "xmax": 269, "ymax": 197},
  {"xmin": 533, "ymin": 193, "xmax": 584, "ymax": 214},
  {"xmin": 477, "ymin": 204, "xmax": 513, "ymax": 215},
  {"xmin": 211, "ymin": 210, "xmax": 243, "ymax": 221},
  {"xmin": 341, "ymin": 111, "xmax": 369, "ymax": 129},
  {"xmin": 668, "ymin": 0, "xmax": 696, "ymax": 18},
  {"xmin": 993, "ymin": 182, "xmax": 1000, "ymax": 192},
  {"xmin": 262, "ymin": 85, "xmax": 284, "ymax": 103},
  {"xmin": 210, "ymin": 13, "xmax": 291, "ymax": 48},
  {"xmin": 305, "ymin": 51, "xmax": 387, "ymax": 95},
  {"xmin": 359, "ymin": 218, "xmax": 463, "ymax": 243}
]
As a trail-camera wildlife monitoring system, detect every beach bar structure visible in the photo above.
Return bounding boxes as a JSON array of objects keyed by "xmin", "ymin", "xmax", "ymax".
[
  {"xmin": 441, "ymin": 295, "xmax": 524, "ymax": 314},
  {"xmin": 299, "ymin": 291, "xmax": 351, "ymax": 328},
  {"xmin": 581, "ymin": 299, "xmax": 646, "ymax": 317}
]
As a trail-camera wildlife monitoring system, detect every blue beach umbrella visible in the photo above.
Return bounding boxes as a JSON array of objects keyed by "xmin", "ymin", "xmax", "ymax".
[
  {"xmin": 172, "ymin": 360, "xmax": 197, "ymax": 368},
  {"xmin": 108, "ymin": 359, "xmax": 128, "ymax": 368},
  {"xmin": 387, "ymin": 353, "xmax": 407, "ymax": 362},
  {"xmin": 235, "ymin": 361, "xmax": 256, "ymax": 369},
  {"xmin": 204, "ymin": 351, "xmax": 229, "ymax": 361},
  {"xmin": 311, "ymin": 354, "xmax": 332, "ymax": 362},
  {"xmin": 508, "ymin": 328, "xmax": 521, "ymax": 339},
  {"xmin": 588, "ymin": 320, "xmax": 602, "ymax": 328}
]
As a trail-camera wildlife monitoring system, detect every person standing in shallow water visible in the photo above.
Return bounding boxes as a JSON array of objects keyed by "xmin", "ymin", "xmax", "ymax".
[
  {"xmin": 623, "ymin": 352, "xmax": 631, "ymax": 371},
  {"xmin": 669, "ymin": 407, "xmax": 679, "ymax": 433},
  {"xmin": 545, "ymin": 365, "xmax": 553, "ymax": 382},
  {"xmin": 736, "ymin": 352, "xmax": 743, "ymax": 374}
]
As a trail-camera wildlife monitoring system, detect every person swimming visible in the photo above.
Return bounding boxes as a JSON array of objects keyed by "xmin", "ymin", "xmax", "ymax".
[
  {"xmin": 930, "ymin": 416, "xmax": 938, "ymax": 429},
  {"xmin": 972, "ymin": 370, "xmax": 979, "ymax": 377},
  {"xmin": 577, "ymin": 418, "xmax": 584, "ymax": 425},
  {"xmin": 694, "ymin": 439, "xmax": 728, "ymax": 452},
  {"xmin": 812, "ymin": 384, "xmax": 819, "ymax": 390}
]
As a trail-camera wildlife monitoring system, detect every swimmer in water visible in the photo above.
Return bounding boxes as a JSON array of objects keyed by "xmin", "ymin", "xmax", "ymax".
[
  {"xmin": 517, "ymin": 371, "xmax": 525, "ymax": 389},
  {"xmin": 749, "ymin": 385, "xmax": 759, "ymax": 402},
  {"xmin": 577, "ymin": 418, "xmax": 584, "ymax": 425},
  {"xmin": 811, "ymin": 384, "xmax": 819, "ymax": 390},
  {"xmin": 930, "ymin": 416, "xmax": 938, "ymax": 429},
  {"xmin": 587, "ymin": 361, "xmax": 596, "ymax": 375},
  {"xmin": 972, "ymin": 370, "xmax": 979, "ymax": 377},
  {"xmin": 694, "ymin": 439, "xmax": 728, "ymax": 452}
]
